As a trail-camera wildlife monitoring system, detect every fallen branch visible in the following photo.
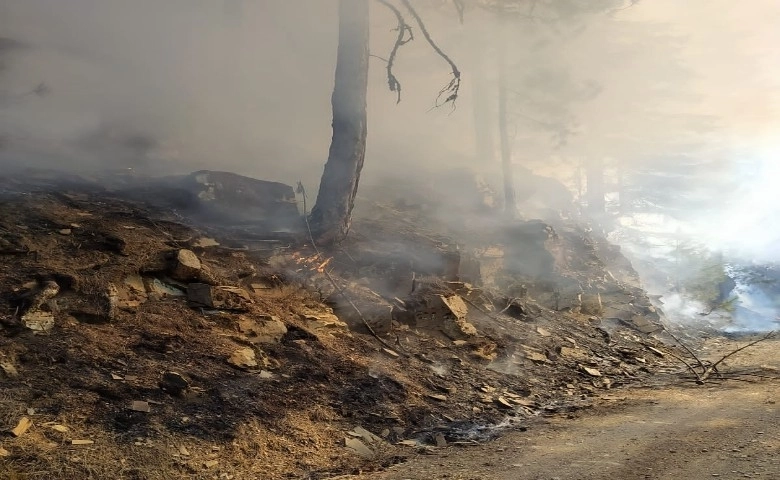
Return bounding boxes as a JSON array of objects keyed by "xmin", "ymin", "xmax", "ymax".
[{"xmin": 699, "ymin": 331, "xmax": 776, "ymax": 383}]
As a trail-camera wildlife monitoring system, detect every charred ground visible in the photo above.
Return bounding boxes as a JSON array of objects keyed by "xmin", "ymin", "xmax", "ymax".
[{"xmin": 0, "ymin": 169, "xmax": 686, "ymax": 479}]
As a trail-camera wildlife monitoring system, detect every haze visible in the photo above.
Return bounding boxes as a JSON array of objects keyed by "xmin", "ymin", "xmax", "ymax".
[{"xmin": 1, "ymin": 0, "xmax": 779, "ymax": 263}]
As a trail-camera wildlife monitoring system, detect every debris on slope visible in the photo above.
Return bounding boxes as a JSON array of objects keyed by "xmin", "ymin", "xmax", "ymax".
[{"xmin": 0, "ymin": 170, "xmax": 678, "ymax": 479}]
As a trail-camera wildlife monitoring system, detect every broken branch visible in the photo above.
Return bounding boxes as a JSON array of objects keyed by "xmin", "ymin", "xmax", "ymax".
[
  {"xmin": 699, "ymin": 331, "xmax": 776, "ymax": 383},
  {"xmin": 376, "ymin": 0, "xmax": 414, "ymax": 103},
  {"xmin": 400, "ymin": 0, "xmax": 461, "ymax": 108}
]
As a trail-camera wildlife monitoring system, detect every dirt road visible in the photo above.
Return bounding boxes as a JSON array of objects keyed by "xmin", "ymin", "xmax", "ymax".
[{"xmin": 348, "ymin": 342, "xmax": 780, "ymax": 480}]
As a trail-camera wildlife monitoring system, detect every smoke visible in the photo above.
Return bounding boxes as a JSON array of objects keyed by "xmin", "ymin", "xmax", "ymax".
[{"xmin": 2, "ymin": 1, "xmax": 780, "ymax": 327}]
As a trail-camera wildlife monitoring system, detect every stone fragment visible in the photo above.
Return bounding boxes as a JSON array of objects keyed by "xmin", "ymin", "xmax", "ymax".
[
  {"xmin": 71, "ymin": 439, "xmax": 94, "ymax": 445},
  {"xmin": 160, "ymin": 371, "xmax": 190, "ymax": 395},
  {"xmin": 581, "ymin": 366, "xmax": 602, "ymax": 377},
  {"xmin": 496, "ymin": 397, "xmax": 514, "ymax": 409},
  {"xmin": 345, "ymin": 437, "xmax": 374, "ymax": 458},
  {"xmin": 170, "ymin": 249, "xmax": 202, "ymax": 282},
  {"xmin": 228, "ymin": 347, "xmax": 258, "ymax": 369},
  {"xmin": 21, "ymin": 310, "xmax": 55, "ymax": 332},
  {"xmin": 188, "ymin": 284, "xmax": 251, "ymax": 311},
  {"xmin": 130, "ymin": 401, "xmax": 151, "ymax": 412},
  {"xmin": 434, "ymin": 433, "xmax": 447, "ymax": 447},
  {"xmin": 580, "ymin": 293, "xmax": 603, "ymax": 315},
  {"xmin": 237, "ymin": 315, "xmax": 287, "ymax": 344},
  {"xmin": 427, "ymin": 394, "xmax": 447, "ymax": 402},
  {"xmin": 58, "ymin": 229, "xmax": 72, "ymax": 235}
]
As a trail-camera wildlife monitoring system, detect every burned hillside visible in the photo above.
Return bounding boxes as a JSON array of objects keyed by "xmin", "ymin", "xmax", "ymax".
[{"xmin": 0, "ymin": 169, "xmax": 679, "ymax": 479}]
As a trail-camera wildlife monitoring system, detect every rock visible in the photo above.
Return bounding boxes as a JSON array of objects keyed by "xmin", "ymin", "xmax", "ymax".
[
  {"xmin": 580, "ymin": 293, "xmax": 603, "ymax": 315},
  {"xmin": 302, "ymin": 310, "xmax": 348, "ymax": 332},
  {"xmin": 630, "ymin": 315, "xmax": 663, "ymax": 334},
  {"xmin": 413, "ymin": 294, "xmax": 477, "ymax": 339},
  {"xmin": 180, "ymin": 170, "xmax": 300, "ymax": 229},
  {"xmin": 21, "ymin": 310, "xmax": 55, "ymax": 332},
  {"xmin": 145, "ymin": 278, "xmax": 185, "ymax": 298},
  {"xmin": 71, "ymin": 439, "xmax": 94, "ymax": 445},
  {"xmin": 11, "ymin": 417, "xmax": 32, "ymax": 436},
  {"xmin": 427, "ymin": 394, "xmax": 447, "ymax": 402},
  {"xmin": 58, "ymin": 228, "xmax": 72, "ymax": 235},
  {"xmin": 237, "ymin": 315, "xmax": 287, "ymax": 344},
  {"xmin": 130, "ymin": 401, "xmax": 151, "ymax": 412},
  {"xmin": 345, "ymin": 437, "xmax": 374, "ymax": 459},
  {"xmin": 350, "ymin": 426, "xmax": 383, "ymax": 444},
  {"xmin": 0, "ymin": 447, "xmax": 9, "ymax": 457},
  {"xmin": 524, "ymin": 350, "xmax": 549, "ymax": 363},
  {"xmin": 160, "ymin": 371, "xmax": 189, "ymax": 395},
  {"xmin": 496, "ymin": 397, "xmax": 514, "ymax": 409},
  {"xmin": 187, "ymin": 284, "xmax": 251, "ymax": 311},
  {"xmin": 536, "ymin": 327, "xmax": 552, "ymax": 337},
  {"xmin": 171, "ymin": 249, "xmax": 202, "ymax": 282},
  {"xmin": 228, "ymin": 347, "xmax": 258, "ymax": 369},
  {"xmin": 581, "ymin": 366, "xmax": 602, "ymax": 377},
  {"xmin": 434, "ymin": 433, "xmax": 447, "ymax": 447}
]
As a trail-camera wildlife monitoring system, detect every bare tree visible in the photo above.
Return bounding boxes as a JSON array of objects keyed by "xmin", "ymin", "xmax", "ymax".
[{"xmin": 310, "ymin": 0, "xmax": 461, "ymax": 244}]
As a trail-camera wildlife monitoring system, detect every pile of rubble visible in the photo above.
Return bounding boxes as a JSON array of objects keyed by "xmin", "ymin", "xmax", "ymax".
[{"xmin": 0, "ymin": 170, "xmax": 680, "ymax": 479}]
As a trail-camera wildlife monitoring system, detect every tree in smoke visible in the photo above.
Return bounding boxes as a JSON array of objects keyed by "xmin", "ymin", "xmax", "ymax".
[
  {"xmin": 461, "ymin": 0, "xmax": 638, "ymax": 217},
  {"xmin": 309, "ymin": 0, "xmax": 461, "ymax": 244}
]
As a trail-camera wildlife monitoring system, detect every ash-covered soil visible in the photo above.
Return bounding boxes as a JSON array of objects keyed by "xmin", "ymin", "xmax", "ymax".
[{"xmin": 0, "ymin": 171, "xmax": 682, "ymax": 479}]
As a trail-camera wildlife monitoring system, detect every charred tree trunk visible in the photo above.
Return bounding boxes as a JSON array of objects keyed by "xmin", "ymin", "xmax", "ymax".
[
  {"xmin": 497, "ymin": 21, "xmax": 516, "ymax": 219},
  {"xmin": 310, "ymin": 0, "xmax": 370, "ymax": 244}
]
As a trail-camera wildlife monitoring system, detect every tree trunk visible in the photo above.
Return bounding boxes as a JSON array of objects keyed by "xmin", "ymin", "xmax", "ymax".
[
  {"xmin": 471, "ymin": 34, "xmax": 493, "ymax": 165},
  {"xmin": 310, "ymin": 0, "xmax": 369, "ymax": 244},
  {"xmin": 497, "ymin": 20, "xmax": 516, "ymax": 219}
]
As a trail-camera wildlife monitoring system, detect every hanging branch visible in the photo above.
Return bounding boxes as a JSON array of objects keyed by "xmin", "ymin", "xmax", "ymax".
[
  {"xmin": 376, "ymin": 0, "xmax": 414, "ymax": 103},
  {"xmin": 400, "ymin": 0, "xmax": 461, "ymax": 108}
]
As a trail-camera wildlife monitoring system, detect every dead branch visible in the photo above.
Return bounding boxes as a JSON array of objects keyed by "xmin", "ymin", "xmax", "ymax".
[
  {"xmin": 400, "ymin": 0, "xmax": 461, "ymax": 108},
  {"xmin": 376, "ymin": 0, "xmax": 414, "ymax": 103},
  {"xmin": 699, "ymin": 331, "xmax": 776, "ymax": 383}
]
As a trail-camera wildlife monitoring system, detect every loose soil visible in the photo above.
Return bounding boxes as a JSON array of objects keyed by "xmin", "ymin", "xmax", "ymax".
[{"xmin": 344, "ymin": 340, "xmax": 780, "ymax": 480}]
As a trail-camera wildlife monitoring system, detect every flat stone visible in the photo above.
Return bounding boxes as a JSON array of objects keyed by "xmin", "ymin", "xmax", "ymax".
[
  {"xmin": 237, "ymin": 315, "xmax": 287, "ymax": 344},
  {"xmin": 130, "ymin": 401, "xmax": 151, "ymax": 412},
  {"xmin": 345, "ymin": 437, "xmax": 374, "ymax": 459},
  {"xmin": 188, "ymin": 284, "xmax": 251, "ymax": 311},
  {"xmin": 170, "ymin": 249, "xmax": 202, "ymax": 282},
  {"xmin": 525, "ymin": 351, "xmax": 549, "ymax": 363},
  {"xmin": 228, "ymin": 347, "xmax": 258, "ymax": 369},
  {"xmin": 581, "ymin": 366, "xmax": 602, "ymax": 377},
  {"xmin": 21, "ymin": 310, "xmax": 55, "ymax": 332}
]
